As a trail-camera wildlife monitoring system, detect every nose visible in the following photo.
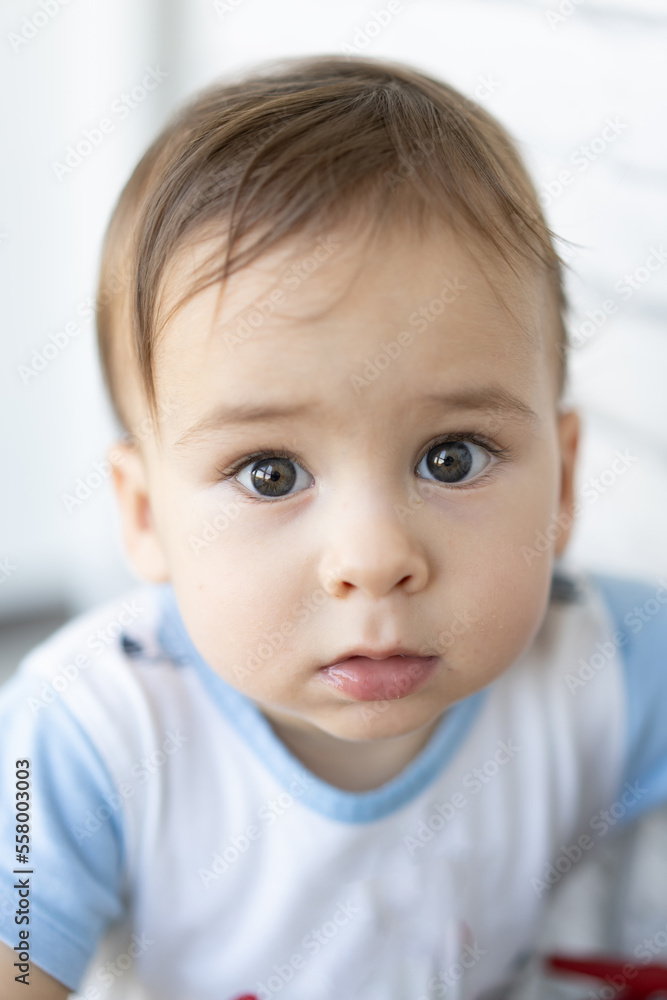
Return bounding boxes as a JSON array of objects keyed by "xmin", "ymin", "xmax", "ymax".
[{"xmin": 318, "ymin": 493, "xmax": 430, "ymax": 600}]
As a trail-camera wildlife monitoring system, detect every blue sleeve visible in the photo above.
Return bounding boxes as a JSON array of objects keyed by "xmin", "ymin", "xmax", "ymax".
[
  {"xmin": 590, "ymin": 572, "xmax": 667, "ymax": 825},
  {"xmin": 0, "ymin": 667, "xmax": 127, "ymax": 991}
]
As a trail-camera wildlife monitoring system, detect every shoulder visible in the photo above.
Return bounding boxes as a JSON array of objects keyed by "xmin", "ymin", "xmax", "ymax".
[
  {"xmin": 0, "ymin": 582, "xmax": 188, "ymax": 787},
  {"xmin": 583, "ymin": 568, "xmax": 667, "ymax": 702},
  {"xmin": 0, "ymin": 589, "xmax": 170, "ymax": 990},
  {"xmin": 527, "ymin": 566, "xmax": 666, "ymax": 686},
  {"xmin": 508, "ymin": 564, "xmax": 626, "ymax": 697},
  {"xmin": 585, "ymin": 569, "xmax": 667, "ymax": 822},
  {"xmin": 7, "ymin": 582, "xmax": 164, "ymax": 689},
  {"xmin": 586, "ymin": 570, "xmax": 667, "ymax": 652},
  {"xmin": 534, "ymin": 565, "xmax": 667, "ymax": 731}
]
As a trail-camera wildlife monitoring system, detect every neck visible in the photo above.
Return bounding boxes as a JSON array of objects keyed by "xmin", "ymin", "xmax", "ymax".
[{"xmin": 261, "ymin": 710, "xmax": 444, "ymax": 792}]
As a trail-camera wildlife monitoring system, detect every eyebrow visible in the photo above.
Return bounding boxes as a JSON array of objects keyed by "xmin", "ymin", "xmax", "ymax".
[{"xmin": 173, "ymin": 384, "xmax": 540, "ymax": 450}]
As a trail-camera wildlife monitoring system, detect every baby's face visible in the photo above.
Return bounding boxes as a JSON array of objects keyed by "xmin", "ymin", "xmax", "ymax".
[{"xmin": 125, "ymin": 219, "xmax": 578, "ymax": 746}]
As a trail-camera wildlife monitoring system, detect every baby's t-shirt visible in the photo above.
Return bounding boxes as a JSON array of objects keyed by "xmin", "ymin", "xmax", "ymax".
[{"xmin": 0, "ymin": 567, "xmax": 666, "ymax": 1000}]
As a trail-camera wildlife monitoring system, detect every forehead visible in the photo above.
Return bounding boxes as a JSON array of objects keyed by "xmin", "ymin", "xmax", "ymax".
[{"xmin": 152, "ymin": 220, "xmax": 551, "ymax": 442}]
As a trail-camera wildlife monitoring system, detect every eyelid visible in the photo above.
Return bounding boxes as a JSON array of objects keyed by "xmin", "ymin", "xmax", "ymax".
[
  {"xmin": 416, "ymin": 431, "xmax": 510, "ymax": 461},
  {"xmin": 217, "ymin": 432, "xmax": 512, "ymax": 498},
  {"xmin": 218, "ymin": 448, "xmax": 308, "ymax": 479},
  {"xmin": 219, "ymin": 449, "xmax": 313, "ymax": 502},
  {"xmin": 415, "ymin": 432, "xmax": 510, "ymax": 491}
]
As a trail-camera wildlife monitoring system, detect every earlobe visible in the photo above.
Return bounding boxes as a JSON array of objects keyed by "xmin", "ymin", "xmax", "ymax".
[
  {"xmin": 109, "ymin": 440, "xmax": 170, "ymax": 583},
  {"xmin": 554, "ymin": 408, "xmax": 581, "ymax": 557}
]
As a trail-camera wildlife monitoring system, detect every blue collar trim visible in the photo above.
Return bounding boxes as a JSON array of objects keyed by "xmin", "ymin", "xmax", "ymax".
[{"xmin": 154, "ymin": 582, "xmax": 486, "ymax": 824}]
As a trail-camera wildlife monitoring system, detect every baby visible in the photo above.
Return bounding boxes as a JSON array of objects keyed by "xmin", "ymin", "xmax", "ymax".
[{"xmin": 1, "ymin": 54, "xmax": 666, "ymax": 1000}]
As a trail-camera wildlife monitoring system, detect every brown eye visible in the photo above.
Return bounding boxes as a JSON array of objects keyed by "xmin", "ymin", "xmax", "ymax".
[
  {"xmin": 417, "ymin": 440, "xmax": 492, "ymax": 486},
  {"xmin": 236, "ymin": 456, "xmax": 313, "ymax": 499},
  {"xmin": 249, "ymin": 457, "xmax": 296, "ymax": 496}
]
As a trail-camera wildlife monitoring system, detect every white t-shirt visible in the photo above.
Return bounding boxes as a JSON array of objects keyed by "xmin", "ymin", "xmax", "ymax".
[{"xmin": 1, "ymin": 567, "xmax": 666, "ymax": 999}]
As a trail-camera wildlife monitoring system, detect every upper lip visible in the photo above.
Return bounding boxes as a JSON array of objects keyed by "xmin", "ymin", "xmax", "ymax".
[{"xmin": 320, "ymin": 646, "xmax": 431, "ymax": 669}]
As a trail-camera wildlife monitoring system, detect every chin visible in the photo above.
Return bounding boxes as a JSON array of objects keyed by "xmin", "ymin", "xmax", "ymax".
[{"xmin": 327, "ymin": 701, "xmax": 440, "ymax": 741}]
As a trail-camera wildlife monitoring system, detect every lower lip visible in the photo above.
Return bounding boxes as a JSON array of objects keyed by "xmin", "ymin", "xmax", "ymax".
[{"xmin": 318, "ymin": 655, "xmax": 438, "ymax": 701}]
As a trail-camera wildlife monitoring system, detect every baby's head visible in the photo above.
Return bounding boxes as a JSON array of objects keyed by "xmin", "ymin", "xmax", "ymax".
[{"xmin": 97, "ymin": 55, "xmax": 579, "ymax": 749}]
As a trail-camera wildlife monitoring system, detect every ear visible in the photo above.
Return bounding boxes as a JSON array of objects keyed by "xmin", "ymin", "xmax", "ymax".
[
  {"xmin": 109, "ymin": 439, "xmax": 170, "ymax": 583},
  {"xmin": 553, "ymin": 407, "xmax": 581, "ymax": 557}
]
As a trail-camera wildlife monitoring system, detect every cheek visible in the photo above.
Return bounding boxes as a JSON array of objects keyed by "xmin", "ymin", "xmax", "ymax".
[
  {"xmin": 474, "ymin": 437, "xmax": 562, "ymax": 563},
  {"xmin": 163, "ymin": 492, "xmax": 310, "ymax": 674},
  {"xmin": 427, "ymin": 454, "xmax": 558, "ymax": 686},
  {"xmin": 431, "ymin": 569, "xmax": 551, "ymax": 701}
]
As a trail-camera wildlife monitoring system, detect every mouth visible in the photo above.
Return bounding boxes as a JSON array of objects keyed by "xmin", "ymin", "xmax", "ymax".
[{"xmin": 318, "ymin": 651, "xmax": 438, "ymax": 702}]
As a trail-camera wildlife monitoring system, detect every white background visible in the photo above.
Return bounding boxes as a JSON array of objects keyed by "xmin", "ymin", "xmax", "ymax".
[{"xmin": 1, "ymin": 0, "xmax": 666, "ymax": 623}]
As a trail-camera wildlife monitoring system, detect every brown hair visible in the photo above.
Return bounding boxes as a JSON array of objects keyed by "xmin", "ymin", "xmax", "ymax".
[{"xmin": 95, "ymin": 53, "xmax": 570, "ymax": 435}]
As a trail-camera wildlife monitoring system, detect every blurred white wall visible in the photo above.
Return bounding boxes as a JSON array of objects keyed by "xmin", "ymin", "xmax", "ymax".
[{"xmin": 1, "ymin": 0, "xmax": 666, "ymax": 622}]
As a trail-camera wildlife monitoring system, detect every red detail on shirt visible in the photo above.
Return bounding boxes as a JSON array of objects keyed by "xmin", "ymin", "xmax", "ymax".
[{"xmin": 545, "ymin": 953, "xmax": 667, "ymax": 998}]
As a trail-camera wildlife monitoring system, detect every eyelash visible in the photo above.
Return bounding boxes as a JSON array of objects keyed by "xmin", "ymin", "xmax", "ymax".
[{"xmin": 216, "ymin": 433, "xmax": 511, "ymax": 501}]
